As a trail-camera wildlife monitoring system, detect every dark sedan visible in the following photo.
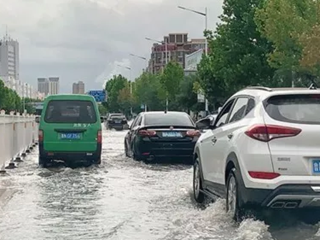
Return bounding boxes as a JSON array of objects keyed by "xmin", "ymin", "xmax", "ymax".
[
  {"xmin": 124, "ymin": 111, "xmax": 200, "ymax": 163},
  {"xmin": 106, "ymin": 113, "xmax": 129, "ymax": 130}
]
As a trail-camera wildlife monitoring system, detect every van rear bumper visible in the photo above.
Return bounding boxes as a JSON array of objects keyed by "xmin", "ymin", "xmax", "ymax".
[{"xmin": 39, "ymin": 143, "xmax": 102, "ymax": 161}]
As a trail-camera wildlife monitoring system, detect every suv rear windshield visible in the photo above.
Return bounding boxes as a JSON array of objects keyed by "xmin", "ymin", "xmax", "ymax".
[
  {"xmin": 264, "ymin": 94, "xmax": 320, "ymax": 124},
  {"xmin": 44, "ymin": 100, "xmax": 97, "ymax": 123},
  {"xmin": 144, "ymin": 113, "xmax": 194, "ymax": 126}
]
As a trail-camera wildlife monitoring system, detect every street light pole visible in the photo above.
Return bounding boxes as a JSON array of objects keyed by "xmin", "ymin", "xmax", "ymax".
[
  {"xmin": 178, "ymin": 5, "xmax": 209, "ymax": 115},
  {"xmin": 146, "ymin": 37, "xmax": 169, "ymax": 111}
]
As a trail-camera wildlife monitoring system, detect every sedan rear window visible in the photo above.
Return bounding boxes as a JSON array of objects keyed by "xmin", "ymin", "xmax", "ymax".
[
  {"xmin": 144, "ymin": 113, "xmax": 194, "ymax": 126},
  {"xmin": 44, "ymin": 100, "xmax": 97, "ymax": 123},
  {"xmin": 264, "ymin": 94, "xmax": 320, "ymax": 124}
]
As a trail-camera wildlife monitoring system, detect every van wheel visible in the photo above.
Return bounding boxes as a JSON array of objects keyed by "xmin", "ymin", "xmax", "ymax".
[
  {"xmin": 226, "ymin": 168, "xmax": 245, "ymax": 221},
  {"xmin": 93, "ymin": 157, "xmax": 101, "ymax": 165},
  {"xmin": 39, "ymin": 157, "xmax": 48, "ymax": 168}
]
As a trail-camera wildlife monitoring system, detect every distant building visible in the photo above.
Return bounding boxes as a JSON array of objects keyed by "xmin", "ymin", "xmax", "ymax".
[
  {"xmin": 37, "ymin": 77, "xmax": 59, "ymax": 96},
  {"xmin": 37, "ymin": 78, "xmax": 49, "ymax": 95},
  {"xmin": 147, "ymin": 33, "xmax": 206, "ymax": 74},
  {"xmin": 72, "ymin": 81, "xmax": 85, "ymax": 94},
  {"xmin": 0, "ymin": 33, "xmax": 19, "ymax": 80},
  {"xmin": 48, "ymin": 77, "xmax": 59, "ymax": 95}
]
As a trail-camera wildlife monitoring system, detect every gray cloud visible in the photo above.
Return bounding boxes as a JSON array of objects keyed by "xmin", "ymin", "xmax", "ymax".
[{"xmin": 0, "ymin": 0, "xmax": 223, "ymax": 93}]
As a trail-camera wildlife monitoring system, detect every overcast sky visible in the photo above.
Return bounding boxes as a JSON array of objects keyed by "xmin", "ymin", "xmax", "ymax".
[{"xmin": 0, "ymin": 0, "xmax": 223, "ymax": 93}]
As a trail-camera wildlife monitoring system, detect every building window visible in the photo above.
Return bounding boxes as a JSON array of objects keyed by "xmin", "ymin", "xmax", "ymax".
[
  {"xmin": 176, "ymin": 34, "xmax": 182, "ymax": 43},
  {"xmin": 169, "ymin": 35, "xmax": 175, "ymax": 43}
]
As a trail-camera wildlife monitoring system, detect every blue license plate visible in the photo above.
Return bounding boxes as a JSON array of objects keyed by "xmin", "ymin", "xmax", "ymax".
[
  {"xmin": 60, "ymin": 133, "xmax": 81, "ymax": 140},
  {"xmin": 162, "ymin": 131, "xmax": 182, "ymax": 137},
  {"xmin": 313, "ymin": 160, "xmax": 320, "ymax": 173}
]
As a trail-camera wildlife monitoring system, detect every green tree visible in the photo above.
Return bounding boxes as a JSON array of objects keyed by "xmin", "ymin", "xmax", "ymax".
[
  {"xmin": 118, "ymin": 82, "xmax": 132, "ymax": 116},
  {"xmin": 176, "ymin": 74, "xmax": 200, "ymax": 113},
  {"xmin": 160, "ymin": 61, "xmax": 184, "ymax": 102},
  {"xmin": 104, "ymin": 74, "xmax": 128, "ymax": 113},
  {"xmin": 198, "ymin": 0, "xmax": 276, "ymax": 105},
  {"xmin": 134, "ymin": 72, "xmax": 165, "ymax": 111},
  {"xmin": 255, "ymin": 0, "xmax": 317, "ymax": 74}
]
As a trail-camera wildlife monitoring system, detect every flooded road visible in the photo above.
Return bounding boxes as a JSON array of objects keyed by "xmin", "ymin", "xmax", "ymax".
[{"xmin": 1, "ymin": 129, "xmax": 320, "ymax": 240}]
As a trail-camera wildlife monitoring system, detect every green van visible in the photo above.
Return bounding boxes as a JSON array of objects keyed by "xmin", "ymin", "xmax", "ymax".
[{"xmin": 36, "ymin": 94, "xmax": 103, "ymax": 167}]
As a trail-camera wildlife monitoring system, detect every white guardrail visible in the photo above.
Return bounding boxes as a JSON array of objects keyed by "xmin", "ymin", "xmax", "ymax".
[{"xmin": 0, "ymin": 110, "xmax": 38, "ymax": 172}]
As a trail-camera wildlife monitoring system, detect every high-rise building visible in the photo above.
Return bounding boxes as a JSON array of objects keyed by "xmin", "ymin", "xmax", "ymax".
[
  {"xmin": 48, "ymin": 77, "xmax": 59, "ymax": 95},
  {"xmin": 147, "ymin": 33, "xmax": 206, "ymax": 74},
  {"xmin": 37, "ymin": 78, "xmax": 49, "ymax": 95},
  {"xmin": 0, "ymin": 34, "xmax": 19, "ymax": 80},
  {"xmin": 37, "ymin": 77, "xmax": 59, "ymax": 96},
  {"xmin": 72, "ymin": 81, "xmax": 85, "ymax": 94}
]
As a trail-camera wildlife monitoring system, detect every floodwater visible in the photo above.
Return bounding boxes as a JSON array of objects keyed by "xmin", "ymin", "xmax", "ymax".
[{"xmin": 0, "ymin": 129, "xmax": 320, "ymax": 240}]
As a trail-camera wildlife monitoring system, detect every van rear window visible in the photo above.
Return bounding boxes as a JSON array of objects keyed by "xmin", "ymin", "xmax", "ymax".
[
  {"xmin": 44, "ymin": 100, "xmax": 97, "ymax": 123},
  {"xmin": 264, "ymin": 94, "xmax": 320, "ymax": 124}
]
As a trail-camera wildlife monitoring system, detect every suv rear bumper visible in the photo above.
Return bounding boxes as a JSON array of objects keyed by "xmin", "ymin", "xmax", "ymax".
[
  {"xmin": 39, "ymin": 143, "xmax": 102, "ymax": 161},
  {"xmin": 241, "ymin": 184, "xmax": 320, "ymax": 209}
]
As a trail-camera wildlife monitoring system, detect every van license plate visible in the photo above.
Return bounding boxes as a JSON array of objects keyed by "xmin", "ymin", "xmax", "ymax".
[
  {"xmin": 312, "ymin": 160, "xmax": 320, "ymax": 173},
  {"xmin": 162, "ymin": 132, "xmax": 182, "ymax": 137},
  {"xmin": 60, "ymin": 133, "xmax": 81, "ymax": 139}
]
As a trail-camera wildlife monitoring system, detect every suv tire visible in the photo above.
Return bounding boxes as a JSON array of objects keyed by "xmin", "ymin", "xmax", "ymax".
[
  {"xmin": 226, "ymin": 168, "xmax": 245, "ymax": 221},
  {"xmin": 193, "ymin": 158, "xmax": 205, "ymax": 203}
]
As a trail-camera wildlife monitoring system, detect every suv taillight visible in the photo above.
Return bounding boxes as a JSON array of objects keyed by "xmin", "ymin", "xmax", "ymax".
[
  {"xmin": 39, "ymin": 130, "xmax": 43, "ymax": 142},
  {"xmin": 97, "ymin": 130, "xmax": 102, "ymax": 144},
  {"xmin": 245, "ymin": 124, "xmax": 301, "ymax": 142}
]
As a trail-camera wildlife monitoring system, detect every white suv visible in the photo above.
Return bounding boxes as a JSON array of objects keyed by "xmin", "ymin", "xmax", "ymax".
[{"xmin": 193, "ymin": 86, "xmax": 320, "ymax": 221}]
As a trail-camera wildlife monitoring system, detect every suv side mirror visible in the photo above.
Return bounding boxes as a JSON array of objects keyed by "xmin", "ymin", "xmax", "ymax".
[
  {"xmin": 100, "ymin": 116, "xmax": 104, "ymax": 122},
  {"xmin": 218, "ymin": 107, "xmax": 222, "ymax": 113},
  {"xmin": 196, "ymin": 118, "xmax": 211, "ymax": 130},
  {"xmin": 35, "ymin": 116, "xmax": 40, "ymax": 123}
]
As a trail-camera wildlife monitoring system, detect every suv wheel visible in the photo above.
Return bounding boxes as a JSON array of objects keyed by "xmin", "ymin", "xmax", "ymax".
[
  {"xmin": 193, "ymin": 158, "xmax": 205, "ymax": 203},
  {"xmin": 226, "ymin": 168, "xmax": 244, "ymax": 221}
]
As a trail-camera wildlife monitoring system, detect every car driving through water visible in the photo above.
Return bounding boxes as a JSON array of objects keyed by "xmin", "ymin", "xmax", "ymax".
[
  {"xmin": 124, "ymin": 111, "xmax": 200, "ymax": 163},
  {"xmin": 37, "ymin": 94, "xmax": 103, "ymax": 167},
  {"xmin": 106, "ymin": 113, "xmax": 129, "ymax": 130},
  {"xmin": 193, "ymin": 86, "xmax": 320, "ymax": 223}
]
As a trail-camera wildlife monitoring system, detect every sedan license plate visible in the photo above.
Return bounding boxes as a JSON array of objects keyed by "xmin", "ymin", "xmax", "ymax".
[
  {"xmin": 60, "ymin": 133, "xmax": 81, "ymax": 140},
  {"xmin": 162, "ymin": 131, "xmax": 182, "ymax": 138},
  {"xmin": 115, "ymin": 120, "xmax": 121, "ymax": 123},
  {"xmin": 313, "ymin": 159, "xmax": 320, "ymax": 173}
]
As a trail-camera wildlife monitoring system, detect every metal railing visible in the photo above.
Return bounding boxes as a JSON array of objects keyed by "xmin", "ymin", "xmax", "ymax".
[{"xmin": 0, "ymin": 110, "xmax": 38, "ymax": 171}]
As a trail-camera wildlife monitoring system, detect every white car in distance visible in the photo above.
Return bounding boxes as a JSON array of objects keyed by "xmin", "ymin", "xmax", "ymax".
[{"xmin": 193, "ymin": 86, "xmax": 320, "ymax": 222}]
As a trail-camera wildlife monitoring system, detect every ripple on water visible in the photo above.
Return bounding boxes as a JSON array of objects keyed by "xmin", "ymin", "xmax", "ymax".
[{"xmin": 0, "ymin": 129, "xmax": 320, "ymax": 240}]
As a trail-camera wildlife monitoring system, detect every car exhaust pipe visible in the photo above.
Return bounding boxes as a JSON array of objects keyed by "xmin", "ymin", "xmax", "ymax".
[
  {"xmin": 270, "ymin": 202, "xmax": 285, "ymax": 208},
  {"xmin": 284, "ymin": 202, "xmax": 298, "ymax": 209}
]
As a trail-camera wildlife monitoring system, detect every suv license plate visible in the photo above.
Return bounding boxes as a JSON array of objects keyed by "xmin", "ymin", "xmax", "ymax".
[{"xmin": 312, "ymin": 159, "xmax": 320, "ymax": 173}]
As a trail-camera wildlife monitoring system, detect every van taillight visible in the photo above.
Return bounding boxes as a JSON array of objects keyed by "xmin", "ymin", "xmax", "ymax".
[
  {"xmin": 245, "ymin": 124, "xmax": 301, "ymax": 142},
  {"xmin": 39, "ymin": 130, "xmax": 43, "ymax": 142},
  {"xmin": 97, "ymin": 130, "xmax": 102, "ymax": 144}
]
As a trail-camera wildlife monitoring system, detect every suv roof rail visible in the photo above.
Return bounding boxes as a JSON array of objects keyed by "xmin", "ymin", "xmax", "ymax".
[{"xmin": 245, "ymin": 86, "xmax": 272, "ymax": 91}]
